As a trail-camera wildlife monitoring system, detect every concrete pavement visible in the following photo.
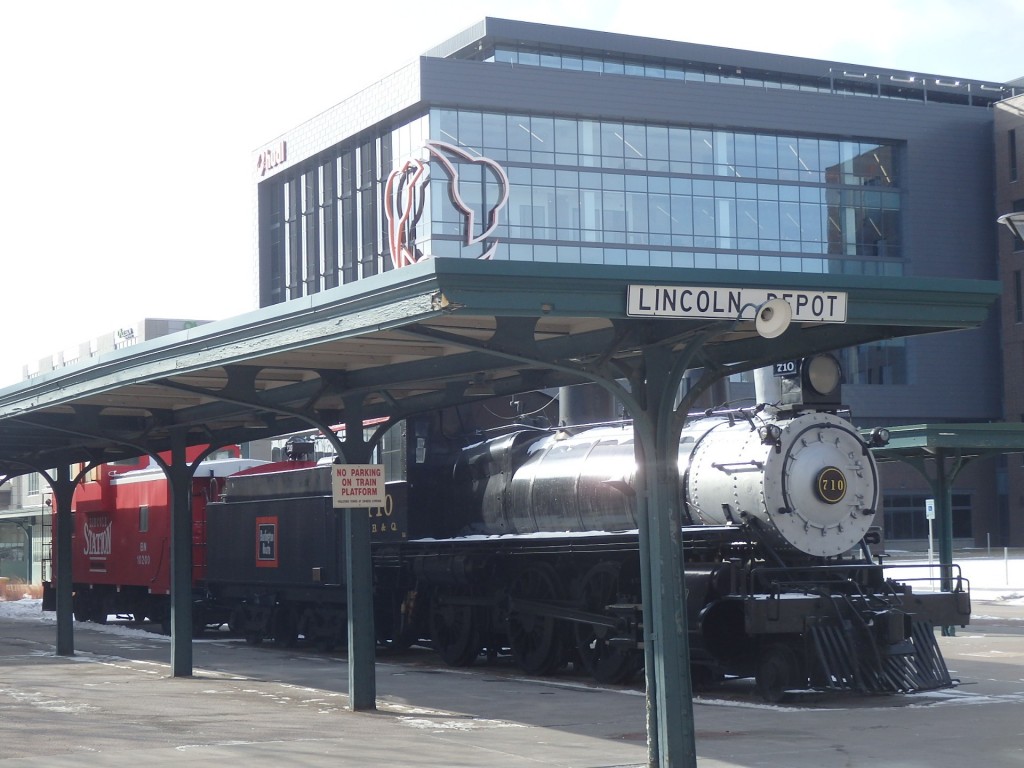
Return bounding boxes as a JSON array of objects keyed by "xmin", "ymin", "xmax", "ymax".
[{"xmin": 0, "ymin": 599, "xmax": 1022, "ymax": 767}]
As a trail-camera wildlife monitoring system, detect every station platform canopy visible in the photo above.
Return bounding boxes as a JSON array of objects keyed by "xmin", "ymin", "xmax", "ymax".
[
  {"xmin": 868, "ymin": 421, "xmax": 1024, "ymax": 609},
  {"xmin": 0, "ymin": 257, "xmax": 1001, "ymax": 768},
  {"xmin": 873, "ymin": 423, "xmax": 1024, "ymax": 460},
  {"xmin": 0, "ymin": 258, "xmax": 1000, "ymax": 476}
]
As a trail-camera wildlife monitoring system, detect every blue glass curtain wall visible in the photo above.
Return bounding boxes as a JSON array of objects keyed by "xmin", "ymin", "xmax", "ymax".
[{"xmin": 427, "ymin": 109, "xmax": 903, "ymax": 276}]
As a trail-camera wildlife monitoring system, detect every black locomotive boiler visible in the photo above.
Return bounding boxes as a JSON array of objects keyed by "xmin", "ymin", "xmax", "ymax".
[{"xmin": 202, "ymin": 379, "xmax": 970, "ymax": 701}]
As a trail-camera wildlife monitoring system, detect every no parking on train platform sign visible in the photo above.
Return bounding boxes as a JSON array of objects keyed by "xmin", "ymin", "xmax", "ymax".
[{"xmin": 331, "ymin": 464, "xmax": 386, "ymax": 508}]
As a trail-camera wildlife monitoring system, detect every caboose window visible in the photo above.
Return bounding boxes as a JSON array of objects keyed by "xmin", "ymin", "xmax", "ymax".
[{"xmin": 139, "ymin": 505, "xmax": 149, "ymax": 533}]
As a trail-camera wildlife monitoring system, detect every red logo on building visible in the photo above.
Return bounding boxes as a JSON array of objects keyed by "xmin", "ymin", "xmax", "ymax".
[{"xmin": 256, "ymin": 141, "xmax": 287, "ymax": 177}]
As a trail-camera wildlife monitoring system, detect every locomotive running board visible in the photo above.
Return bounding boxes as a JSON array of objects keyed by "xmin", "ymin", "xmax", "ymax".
[{"xmin": 807, "ymin": 619, "xmax": 954, "ymax": 693}]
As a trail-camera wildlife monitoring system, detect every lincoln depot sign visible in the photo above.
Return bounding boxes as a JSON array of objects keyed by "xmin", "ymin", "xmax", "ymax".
[
  {"xmin": 331, "ymin": 464, "xmax": 386, "ymax": 508},
  {"xmin": 627, "ymin": 284, "xmax": 847, "ymax": 323}
]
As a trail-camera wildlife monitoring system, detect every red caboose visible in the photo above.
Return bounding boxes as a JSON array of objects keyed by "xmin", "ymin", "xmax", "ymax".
[{"xmin": 64, "ymin": 446, "xmax": 264, "ymax": 627}]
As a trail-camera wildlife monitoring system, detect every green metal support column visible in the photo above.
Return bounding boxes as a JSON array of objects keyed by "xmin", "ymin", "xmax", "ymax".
[
  {"xmin": 52, "ymin": 465, "xmax": 77, "ymax": 657},
  {"xmin": 633, "ymin": 468, "xmax": 659, "ymax": 767},
  {"xmin": 905, "ymin": 449, "xmax": 967, "ymax": 635},
  {"xmin": 934, "ymin": 451, "xmax": 955, "ymax": 594},
  {"xmin": 344, "ymin": 502, "xmax": 375, "ymax": 709},
  {"xmin": 341, "ymin": 412, "xmax": 377, "ymax": 711},
  {"xmin": 633, "ymin": 345, "xmax": 697, "ymax": 768},
  {"xmin": 167, "ymin": 431, "xmax": 195, "ymax": 676}
]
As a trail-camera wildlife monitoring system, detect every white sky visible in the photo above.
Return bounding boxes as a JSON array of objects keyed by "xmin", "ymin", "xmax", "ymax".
[{"xmin": 1, "ymin": 0, "xmax": 1021, "ymax": 387}]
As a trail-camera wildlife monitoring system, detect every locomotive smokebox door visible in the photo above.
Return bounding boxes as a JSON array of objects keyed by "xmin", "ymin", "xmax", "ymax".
[{"xmin": 687, "ymin": 410, "xmax": 880, "ymax": 557}]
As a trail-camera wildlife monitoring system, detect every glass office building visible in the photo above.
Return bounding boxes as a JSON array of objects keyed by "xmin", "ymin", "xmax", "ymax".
[{"xmin": 255, "ymin": 18, "xmax": 1016, "ymax": 545}]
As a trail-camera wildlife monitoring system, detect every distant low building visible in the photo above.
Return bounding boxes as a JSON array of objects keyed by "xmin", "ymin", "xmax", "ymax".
[
  {"xmin": 3, "ymin": 318, "xmax": 210, "ymax": 585},
  {"xmin": 22, "ymin": 318, "xmax": 210, "ymax": 380}
]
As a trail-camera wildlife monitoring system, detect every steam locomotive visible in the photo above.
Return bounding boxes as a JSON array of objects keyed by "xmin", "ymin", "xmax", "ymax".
[{"xmin": 54, "ymin": 356, "xmax": 971, "ymax": 700}]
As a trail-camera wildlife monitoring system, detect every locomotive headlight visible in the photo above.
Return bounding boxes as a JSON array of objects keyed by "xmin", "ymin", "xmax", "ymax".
[
  {"xmin": 869, "ymin": 427, "xmax": 891, "ymax": 447},
  {"xmin": 778, "ymin": 353, "xmax": 844, "ymax": 410},
  {"xmin": 758, "ymin": 423, "xmax": 782, "ymax": 445},
  {"xmin": 805, "ymin": 354, "xmax": 841, "ymax": 397}
]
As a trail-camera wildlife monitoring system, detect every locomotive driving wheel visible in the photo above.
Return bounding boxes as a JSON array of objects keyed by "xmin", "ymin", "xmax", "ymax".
[
  {"xmin": 507, "ymin": 563, "xmax": 567, "ymax": 676},
  {"xmin": 271, "ymin": 605, "xmax": 299, "ymax": 648},
  {"xmin": 72, "ymin": 591, "xmax": 94, "ymax": 623},
  {"xmin": 377, "ymin": 590, "xmax": 421, "ymax": 652},
  {"xmin": 429, "ymin": 588, "xmax": 480, "ymax": 667},
  {"xmin": 755, "ymin": 642, "xmax": 802, "ymax": 702},
  {"xmin": 573, "ymin": 561, "xmax": 642, "ymax": 684}
]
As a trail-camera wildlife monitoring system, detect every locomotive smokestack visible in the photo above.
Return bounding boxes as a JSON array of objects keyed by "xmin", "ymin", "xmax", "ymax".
[
  {"xmin": 754, "ymin": 366, "xmax": 782, "ymax": 406},
  {"xmin": 558, "ymin": 383, "xmax": 616, "ymax": 427}
]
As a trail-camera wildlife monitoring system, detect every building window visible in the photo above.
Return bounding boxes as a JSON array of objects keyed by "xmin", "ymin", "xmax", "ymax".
[
  {"xmin": 285, "ymin": 180, "xmax": 302, "ymax": 299},
  {"xmin": 320, "ymin": 161, "xmax": 339, "ymax": 289},
  {"xmin": 260, "ymin": 183, "xmax": 286, "ymax": 305},
  {"xmin": 339, "ymin": 153, "xmax": 359, "ymax": 284},
  {"xmin": 26, "ymin": 473, "xmax": 40, "ymax": 495},
  {"xmin": 302, "ymin": 173, "xmax": 320, "ymax": 294},
  {"xmin": 433, "ymin": 109, "xmax": 903, "ymax": 268},
  {"xmin": 883, "ymin": 493, "xmax": 972, "ymax": 540},
  {"xmin": 1012, "ymin": 199, "xmax": 1024, "ymax": 252},
  {"xmin": 1011, "ymin": 129, "xmax": 1019, "ymax": 183},
  {"xmin": 358, "ymin": 140, "xmax": 380, "ymax": 280},
  {"xmin": 1016, "ymin": 271, "xmax": 1023, "ymax": 323},
  {"xmin": 483, "ymin": 45, "xmax": 1003, "ymax": 108},
  {"xmin": 839, "ymin": 339, "xmax": 908, "ymax": 385},
  {"xmin": 380, "ymin": 421, "xmax": 407, "ymax": 478}
]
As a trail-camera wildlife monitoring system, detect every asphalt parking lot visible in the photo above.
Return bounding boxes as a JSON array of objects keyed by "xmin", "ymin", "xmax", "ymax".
[{"xmin": 0, "ymin": 588, "xmax": 1022, "ymax": 767}]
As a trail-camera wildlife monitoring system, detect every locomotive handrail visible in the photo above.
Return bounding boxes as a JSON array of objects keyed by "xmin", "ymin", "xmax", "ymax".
[
  {"xmin": 749, "ymin": 561, "xmax": 970, "ymax": 614},
  {"xmin": 879, "ymin": 561, "xmax": 969, "ymax": 593},
  {"xmin": 750, "ymin": 562, "xmax": 910, "ymax": 593},
  {"xmin": 710, "ymin": 460, "xmax": 764, "ymax": 471},
  {"xmin": 759, "ymin": 572, "xmax": 899, "ymax": 615},
  {"xmin": 752, "ymin": 561, "xmax": 963, "ymax": 580}
]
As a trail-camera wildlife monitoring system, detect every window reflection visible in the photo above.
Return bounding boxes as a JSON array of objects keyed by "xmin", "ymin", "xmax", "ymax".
[
  {"xmin": 839, "ymin": 339, "xmax": 907, "ymax": 385},
  {"xmin": 428, "ymin": 108, "xmax": 902, "ymax": 272}
]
